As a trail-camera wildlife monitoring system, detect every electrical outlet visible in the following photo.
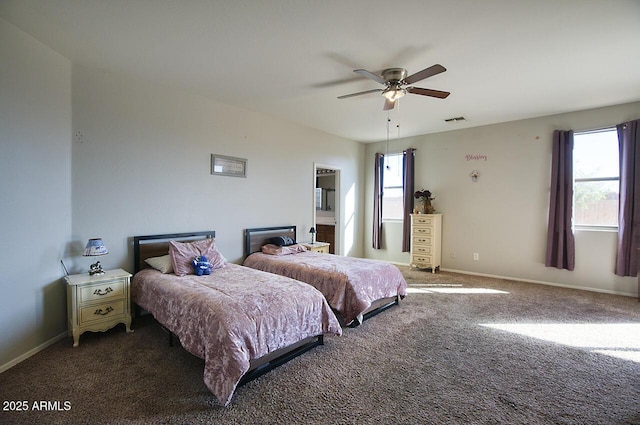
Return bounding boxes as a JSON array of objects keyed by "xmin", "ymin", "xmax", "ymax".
[
  {"xmin": 74, "ymin": 130, "xmax": 84, "ymax": 144},
  {"xmin": 473, "ymin": 253, "xmax": 479, "ymax": 261},
  {"xmin": 450, "ymin": 252, "xmax": 456, "ymax": 259}
]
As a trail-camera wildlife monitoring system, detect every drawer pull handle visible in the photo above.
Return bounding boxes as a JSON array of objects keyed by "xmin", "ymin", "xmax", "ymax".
[
  {"xmin": 93, "ymin": 287, "xmax": 113, "ymax": 296},
  {"xmin": 94, "ymin": 306, "xmax": 114, "ymax": 316}
]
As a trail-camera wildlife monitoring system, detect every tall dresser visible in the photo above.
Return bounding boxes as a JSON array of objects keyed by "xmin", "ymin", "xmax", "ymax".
[{"xmin": 410, "ymin": 214, "xmax": 443, "ymax": 273}]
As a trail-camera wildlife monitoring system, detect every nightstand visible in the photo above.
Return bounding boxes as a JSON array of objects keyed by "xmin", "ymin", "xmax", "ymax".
[
  {"xmin": 65, "ymin": 268, "xmax": 133, "ymax": 347},
  {"xmin": 303, "ymin": 242, "xmax": 330, "ymax": 254}
]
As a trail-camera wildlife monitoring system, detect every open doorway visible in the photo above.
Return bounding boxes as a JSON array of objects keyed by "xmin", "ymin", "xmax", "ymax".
[{"xmin": 313, "ymin": 164, "xmax": 340, "ymax": 255}]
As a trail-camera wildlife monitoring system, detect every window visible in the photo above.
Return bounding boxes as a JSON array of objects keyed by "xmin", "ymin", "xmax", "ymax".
[
  {"xmin": 382, "ymin": 153, "xmax": 403, "ymax": 220},
  {"xmin": 573, "ymin": 128, "xmax": 619, "ymax": 228}
]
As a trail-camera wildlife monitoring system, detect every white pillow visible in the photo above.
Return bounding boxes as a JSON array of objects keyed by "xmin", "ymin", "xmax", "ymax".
[{"xmin": 145, "ymin": 255, "xmax": 174, "ymax": 274}]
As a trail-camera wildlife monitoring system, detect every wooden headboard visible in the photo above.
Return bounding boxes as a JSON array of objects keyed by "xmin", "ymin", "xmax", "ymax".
[
  {"xmin": 133, "ymin": 231, "xmax": 215, "ymax": 274},
  {"xmin": 244, "ymin": 226, "xmax": 296, "ymax": 257}
]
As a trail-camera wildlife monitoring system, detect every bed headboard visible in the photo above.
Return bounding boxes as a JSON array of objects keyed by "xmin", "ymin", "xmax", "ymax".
[
  {"xmin": 133, "ymin": 231, "xmax": 215, "ymax": 274},
  {"xmin": 244, "ymin": 226, "xmax": 296, "ymax": 257}
]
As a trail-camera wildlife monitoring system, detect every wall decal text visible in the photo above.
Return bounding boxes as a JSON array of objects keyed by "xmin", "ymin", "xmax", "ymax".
[{"xmin": 465, "ymin": 154, "xmax": 488, "ymax": 161}]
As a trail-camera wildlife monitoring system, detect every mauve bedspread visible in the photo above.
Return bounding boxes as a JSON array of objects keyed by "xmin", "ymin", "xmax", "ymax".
[
  {"xmin": 131, "ymin": 263, "xmax": 341, "ymax": 406},
  {"xmin": 243, "ymin": 252, "xmax": 408, "ymax": 325}
]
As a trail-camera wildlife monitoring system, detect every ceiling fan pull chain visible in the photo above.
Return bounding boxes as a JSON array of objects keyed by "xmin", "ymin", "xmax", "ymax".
[{"xmin": 396, "ymin": 101, "xmax": 401, "ymax": 139}]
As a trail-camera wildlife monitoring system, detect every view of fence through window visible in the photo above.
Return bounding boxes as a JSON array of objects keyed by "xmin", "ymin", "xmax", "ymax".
[
  {"xmin": 382, "ymin": 153, "xmax": 404, "ymax": 220},
  {"xmin": 573, "ymin": 129, "xmax": 619, "ymax": 227}
]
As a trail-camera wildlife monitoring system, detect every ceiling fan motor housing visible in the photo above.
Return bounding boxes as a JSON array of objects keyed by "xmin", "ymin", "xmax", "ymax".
[{"xmin": 382, "ymin": 68, "xmax": 408, "ymax": 84}]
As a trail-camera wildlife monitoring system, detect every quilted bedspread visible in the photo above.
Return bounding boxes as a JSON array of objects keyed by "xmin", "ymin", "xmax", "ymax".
[
  {"xmin": 132, "ymin": 264, "xmax": 341, "ymax": 406},
  {"xmin": 243, "ymin": 252, "xmax": 408, "ymax": 325}
]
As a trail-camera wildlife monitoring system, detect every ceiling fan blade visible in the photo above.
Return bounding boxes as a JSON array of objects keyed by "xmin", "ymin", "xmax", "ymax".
[
  {"xmin": 337, "ymin": 88, "xmax": 383, "ymax": 99},
  {"xmin": 407, "ymin": 87, "xmax": 451, "ymax": 99},
  {"xmin": 383, "ymin": 98, "xmax": 396, "ymax": 111},
  {"xmin": 353, "ymin": 69, "xmax": 386, "ymax": 85},
  {"xmin": 403, "ymin": 64, "xmax": 446, "ymax": 85}
]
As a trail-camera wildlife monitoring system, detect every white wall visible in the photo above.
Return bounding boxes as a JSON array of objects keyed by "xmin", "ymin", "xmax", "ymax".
[
  {"xmin": 365, "ymin": 102, "xmax": 640, "ymax": 296},
  {"xmin": 0, "ymin": 18, "xmax": 72, "ymax": 369},
  {"xmin": 70, "ymin": 66, "xmax": 365, "ymax": 274}
]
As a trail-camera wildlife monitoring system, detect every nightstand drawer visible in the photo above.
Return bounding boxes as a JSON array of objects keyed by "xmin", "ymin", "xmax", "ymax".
[
  {"xmin": 80, "ymin": 299, "xmax": 125, "ymax": 324},
  {"xmin": 79, "ymin": 280, "xmax": 125, "ymax": 303}
]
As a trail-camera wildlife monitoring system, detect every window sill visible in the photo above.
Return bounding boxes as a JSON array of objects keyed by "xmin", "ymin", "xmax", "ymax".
[
  {"xmin": 382, "ymin": 219, "xmax": 404, "ymax": 224},
  {"xmin": 574, "ymin": 225, "xmax": 618, "ymax": 232}
]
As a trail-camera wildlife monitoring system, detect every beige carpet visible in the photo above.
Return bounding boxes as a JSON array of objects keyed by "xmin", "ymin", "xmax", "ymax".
[{"xmin": 1, "ymin": 267, "xmax": 639, "ymax": 424}]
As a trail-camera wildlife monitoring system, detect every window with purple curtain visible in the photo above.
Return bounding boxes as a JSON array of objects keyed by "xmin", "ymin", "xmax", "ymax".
[
  {"xmin": 373, "ymin": 152, "xmax": 384, "ymax": 249},
  {"xmin": 545, "ymin": 130, "xmax": 575, "ymax": 270},
  {"xmin": 402, "ymin": 148, "xmax": 416, "ymax": 252},
  {"xmin": 615, "ymin": 119, "xmax": 639, "ymax": 277}
]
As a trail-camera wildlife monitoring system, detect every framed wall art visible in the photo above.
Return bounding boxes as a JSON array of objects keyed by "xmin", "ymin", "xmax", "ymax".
[{"xmin": 210, "ymin": 154, "xmax": 247, "ymax": 178}]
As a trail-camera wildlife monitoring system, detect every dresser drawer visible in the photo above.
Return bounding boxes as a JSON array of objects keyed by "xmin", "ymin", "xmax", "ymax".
[
  {"xmin": 80, "ymin": 299, "xmax": 125, "ymax": 324},
  {"xmin": 412, "ymin": 235, "xmax": 433, "ymax": 246},
  {"xmin": 413, "ymin": 216, "xmax": 435, "ymax": 226},
  {"xmin": 79, "ymin": 280, "xmax": 125, "ymax": 303},
  {"xmin": 411, "ymin": 255, "xmax": 434, "ymax": 266},
  {"xmin": 412, "ymin": 226, "xmax": 433, "ymax": 236},
  {"xmin": 412, "ymin": 245, "xmax": 432, "ymax": 255}
]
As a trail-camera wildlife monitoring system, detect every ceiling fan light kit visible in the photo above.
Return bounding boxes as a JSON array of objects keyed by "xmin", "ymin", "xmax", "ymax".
[
  {"xmin": 338, "ymin": 64, "xmax": 450, "ymax": 110},
  {"xmin": 382, "ymin": 87, "xmax": 406, "ymax": 101}
]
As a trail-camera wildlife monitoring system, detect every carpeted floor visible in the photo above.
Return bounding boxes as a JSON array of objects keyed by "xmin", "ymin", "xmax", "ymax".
[{"xmin": 1, "ymin": 267, "xmax": 639, "ymax": 425}]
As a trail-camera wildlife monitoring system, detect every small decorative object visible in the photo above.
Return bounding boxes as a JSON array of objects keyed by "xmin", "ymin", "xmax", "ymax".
[
  {"xmin": 309, "ymin": 227, "xmax": 317, "ymax": 244},
  {"xmin": 83, "ymin": 238, "xmax": 108, "ymax": 275},
  {"xmin": 88, "ymin": 261, "xmax": 105, "ymax": 276},
  {"xmin": 414, "ymin": 189, "xmax": 436, "ymax": 214},
  {"xmin": 470, "ymin": 170, "xmax": 480, "ymax": 182},
  {"xmin": 192, "ymin": 255, "xmax": 212, "ymax": 276}
]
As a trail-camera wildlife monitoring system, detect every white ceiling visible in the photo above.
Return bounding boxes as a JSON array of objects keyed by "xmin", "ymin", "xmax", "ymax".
[{"xmin": 2, "ymin": 0, "xmax": 639, "ymax": 142}]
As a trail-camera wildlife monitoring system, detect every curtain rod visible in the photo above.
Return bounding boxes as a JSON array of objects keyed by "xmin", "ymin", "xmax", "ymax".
[
  {"xmin": 377, "ymin": 148, "xmax": 417, "ymax": 156},
  {"xmin": 574, "ymin": 124, "xmax": 618, "ymax": 134}
]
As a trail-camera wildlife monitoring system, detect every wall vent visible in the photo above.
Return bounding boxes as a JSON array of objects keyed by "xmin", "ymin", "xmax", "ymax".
[{"xmin": 444, "ymin": 116, "xmax": 467, "ymax": 123}]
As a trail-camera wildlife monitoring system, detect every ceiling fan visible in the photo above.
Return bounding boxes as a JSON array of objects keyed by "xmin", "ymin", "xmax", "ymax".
[{"xmin": 338, "ymin": 64, "xmax": 450, "ymax": 110}]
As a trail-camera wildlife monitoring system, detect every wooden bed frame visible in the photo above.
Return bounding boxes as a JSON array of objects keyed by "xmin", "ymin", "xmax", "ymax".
[
  {"xmin": 132, "ymin": 230, "xmax": 324, "ymax": 387},
  {"xmin": 244, "ymin": 225, "xmax": 399, "ymax": 327}
]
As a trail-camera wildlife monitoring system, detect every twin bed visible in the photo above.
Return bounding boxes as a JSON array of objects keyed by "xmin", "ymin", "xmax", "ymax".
[
  {"xmin": 131, "ymin": 228, "xmax": 407, "ymax": 407},
  {"xmin": 131, "ymin": 231, "xmax": 341, "ymax": 407},
  {"xmin": 243, "ymin": 225, "xmax": 407, "ymax": 327}
]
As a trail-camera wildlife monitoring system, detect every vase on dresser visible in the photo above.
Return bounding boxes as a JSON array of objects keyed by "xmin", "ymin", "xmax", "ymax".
[{"xmin": 419, "ymin": 199, "xmax": 435, "ymax": 214}]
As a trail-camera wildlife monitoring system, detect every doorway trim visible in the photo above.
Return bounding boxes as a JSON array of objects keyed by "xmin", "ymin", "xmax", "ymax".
[{"xmin": 313, "ymin": 163, "xmax": 341, "ymax": 256}]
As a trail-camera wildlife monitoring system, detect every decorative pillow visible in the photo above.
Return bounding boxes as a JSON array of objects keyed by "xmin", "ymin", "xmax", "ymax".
[
  {"xmin": 169, "ymin": 239, "xmax": 227, "ymax": 276},
  {"xmin": 261, "ymin": 243, "xmax": 307, "ymax": 256},
  {"xmin": 268, "ymin": 236, "xmax": 295, "ymax": 247},
  {"xmin": 144, "ymin": 255, "xmax": 174, "ymax": 274}
]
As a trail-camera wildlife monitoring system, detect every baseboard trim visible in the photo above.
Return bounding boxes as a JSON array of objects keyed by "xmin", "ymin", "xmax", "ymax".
[
  {"xmin": 0, "ymin": 331, "xmax": 68, "ymax": 374},
  {"xmin": 440, "ymin": 267, "xmax": 636, "ymax": 298},
  {"xmin": 388, "ymin": 260, "xmax": 636, "ymax": 298}
]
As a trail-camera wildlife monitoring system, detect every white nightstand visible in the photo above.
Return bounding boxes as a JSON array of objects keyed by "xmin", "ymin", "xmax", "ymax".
[
  {"xmin": 65, "ymin": 268, "xmax": 133, "ymax": 347},
  {"xmin": 303, "ymin": 242, "xmax": 331, "ymax": 254}
]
